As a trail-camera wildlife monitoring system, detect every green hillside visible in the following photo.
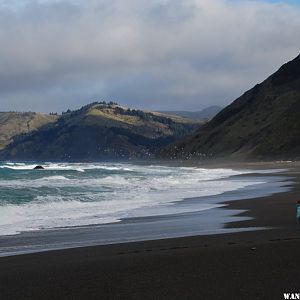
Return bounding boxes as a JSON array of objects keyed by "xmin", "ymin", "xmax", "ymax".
[
  {"xmin": 0, "ymin": 112, "xmax": 57, "ymax": 150},
  {"xmin": 0, "ymin": 102, "xmax": 199, "ymax": 160}
]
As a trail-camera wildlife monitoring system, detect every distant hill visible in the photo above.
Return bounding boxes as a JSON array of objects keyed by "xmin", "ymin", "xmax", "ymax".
[
  {"xmin": 0, "ymin": 112, "xmax": 57, "ymax": 150},
  {"xmin": 159, "ymin": 106, "xmax": 222, "ymax": 120},
  {"xmin": 162, "ymin": 53, "xmax": 300, "ymax": 160},
  {"xmin": 0, "ymin": 102, "xmax": 200, "ymax": 161}
]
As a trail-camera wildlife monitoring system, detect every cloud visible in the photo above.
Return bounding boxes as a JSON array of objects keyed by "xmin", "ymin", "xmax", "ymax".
[{"xmin": 0, "ymin": 0, "xmax": 299, "ymax": 112}]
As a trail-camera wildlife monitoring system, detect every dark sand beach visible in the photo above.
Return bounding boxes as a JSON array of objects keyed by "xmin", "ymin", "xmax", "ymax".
[{"xmin": 1, "ymin": 163, "xmax": 300, "ymax": 300}]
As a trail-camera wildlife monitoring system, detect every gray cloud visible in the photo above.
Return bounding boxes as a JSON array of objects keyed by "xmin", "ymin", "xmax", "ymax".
[{"xmin": 0, "ymin": 0, "xmax": 300, "ymax": 112}]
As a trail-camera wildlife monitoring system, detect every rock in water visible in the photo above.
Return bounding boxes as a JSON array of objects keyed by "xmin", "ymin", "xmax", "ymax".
[{"xmin": 34, "ymin": 165, "xmax": 44, "ymax": 170}]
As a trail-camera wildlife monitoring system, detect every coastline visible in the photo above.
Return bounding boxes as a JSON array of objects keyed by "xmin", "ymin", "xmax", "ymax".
[
  {"xmin": 0, "ymin": 166, "xmax": 291, "ymax": 257},
  {"xmin": 1, "ymin": 163, "xmax": 300, "ymax": 299}
]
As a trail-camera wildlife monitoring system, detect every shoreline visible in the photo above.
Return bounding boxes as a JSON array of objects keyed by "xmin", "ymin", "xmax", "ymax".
[
  {"xmin": 0, "ymin": 168, "xmax": 291, "ymax": 257},
  {"xmin": 1, "ymin": 164, "xmax": 300, "ymax": 299}
]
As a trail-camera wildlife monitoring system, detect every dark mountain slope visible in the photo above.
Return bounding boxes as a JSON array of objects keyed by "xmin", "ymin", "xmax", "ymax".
[
  {"xmin": 162, "ymin": 54, "xmax": 300, "ymax": 160},
  {"xmin": 0, "ymin": 103, "xmax": 199, "ymax": 161}
]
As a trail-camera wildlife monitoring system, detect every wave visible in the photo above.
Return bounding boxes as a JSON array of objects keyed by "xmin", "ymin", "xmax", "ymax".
[
  {"xmin": 0, "ymin": 162, "xmax": 283, "ymax": 236},
  {"xmin": 0, "ymin": 162, "xmax": 286, "ymax": 175},
  {"xmin": 36, "ymin": 176, "xmax": 70, "ymax": 181},
  {"xmin": 0, "ymin": 169, "xmax": 262, "ymax": 189},
  {"xmin": 0, "ymin": 195, "xmax": 225, "ymax": 236},
  {"xmin": 0, "ymin": 162, "xmax": 134, "ymax": 172}
]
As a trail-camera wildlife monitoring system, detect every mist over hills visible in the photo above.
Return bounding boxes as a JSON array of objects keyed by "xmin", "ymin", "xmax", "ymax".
[
  {"xmin": 162, "ymin": 54, "xmax": 300, "ymax": 160},
  {"xmin": 159, "ymin": 106, "xmax": 223, "ymax": 121},
  {"xmin": 0, "ymin": 102, "xmax": 200, "ymax": 161}
]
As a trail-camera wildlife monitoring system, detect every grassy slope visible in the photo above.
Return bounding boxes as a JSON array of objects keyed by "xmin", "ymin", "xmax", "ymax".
[
  {"xmin": 0, "ymin": 104, "xmax": 200, "ymax": 160},
  {"xmin": 0, "ymin": 112, "xmax": 57, "ymax": 150}
]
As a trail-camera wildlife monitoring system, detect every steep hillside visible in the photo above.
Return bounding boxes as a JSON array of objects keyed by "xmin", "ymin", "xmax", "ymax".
[
  {"xmin": 0, "ymin": 102, "xmax": 199, "ymax": 161},
  {"xmin": 163, "ymin": 54, "xmax": 300, "ymax": 160},
  {"xmin": 0, "ymin": 112, "xmax": 57, "ymax": 150}
]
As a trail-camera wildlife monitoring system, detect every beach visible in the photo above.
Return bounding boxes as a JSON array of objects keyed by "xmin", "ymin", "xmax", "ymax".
[{"xmin": 0, "ymin": 163, "xmax": 300, "ymax": 299}]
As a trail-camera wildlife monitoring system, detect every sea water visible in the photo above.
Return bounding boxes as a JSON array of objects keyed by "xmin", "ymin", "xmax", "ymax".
[{"xmin": 0, "ymin": 162, "xmax": 286, "ymax": 237}]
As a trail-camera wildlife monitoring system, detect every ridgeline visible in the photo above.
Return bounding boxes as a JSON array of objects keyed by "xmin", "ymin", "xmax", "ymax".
[{"xmin": 0, "ymin": 102, "xmax": 200, "ymax": 161}]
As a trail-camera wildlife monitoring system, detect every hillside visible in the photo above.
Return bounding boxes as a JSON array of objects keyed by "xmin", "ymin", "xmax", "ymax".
[
  {"xmin": 0, "ymin": 112, "xmax": 57, "ymax": 150},
  {"xmin": 159, "ymin": 106, "xmax": 222, "ymax": 121},
  {"xmin": 0, "ymin": 102, "xmax": 199, "ymax": 160},
  {"xmin": 162, "ymin": 54, "xmax": 300, "ymax": 160}
]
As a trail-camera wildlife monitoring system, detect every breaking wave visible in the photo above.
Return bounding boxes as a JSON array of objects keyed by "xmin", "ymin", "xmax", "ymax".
[{"xmin": 0, "ymin": 162, "xmax": 280, "ymax": 236}]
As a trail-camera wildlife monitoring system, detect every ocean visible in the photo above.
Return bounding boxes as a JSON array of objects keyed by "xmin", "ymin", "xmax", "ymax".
[{"xmin": 0, "ymin": 162, "xmax": 291, "ymax": 256}]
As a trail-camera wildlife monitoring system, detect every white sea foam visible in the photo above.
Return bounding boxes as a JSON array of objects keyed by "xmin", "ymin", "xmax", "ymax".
[
  {"xmin": 0, "ymin": 163, "xmax": 280, "ymax": 236},
  {"xmin": 0, "ymin": 162, "xmax": 134, "ymax": 172}
]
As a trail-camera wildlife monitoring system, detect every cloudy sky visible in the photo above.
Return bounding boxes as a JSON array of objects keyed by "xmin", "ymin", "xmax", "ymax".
[{"xmin": 0, "ymin": 0, "xmax": 300, "ymax": 113}]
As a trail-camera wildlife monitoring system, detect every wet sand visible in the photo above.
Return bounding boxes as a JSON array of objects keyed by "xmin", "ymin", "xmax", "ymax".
[{"xmin": 1, "ymin": 163, "xmax": 300, "ymax": 299}]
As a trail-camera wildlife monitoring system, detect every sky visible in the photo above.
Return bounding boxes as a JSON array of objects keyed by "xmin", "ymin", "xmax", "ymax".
[{"xmin": 0, "ymin": 0, "xmax": 300, "ymax": 113}]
